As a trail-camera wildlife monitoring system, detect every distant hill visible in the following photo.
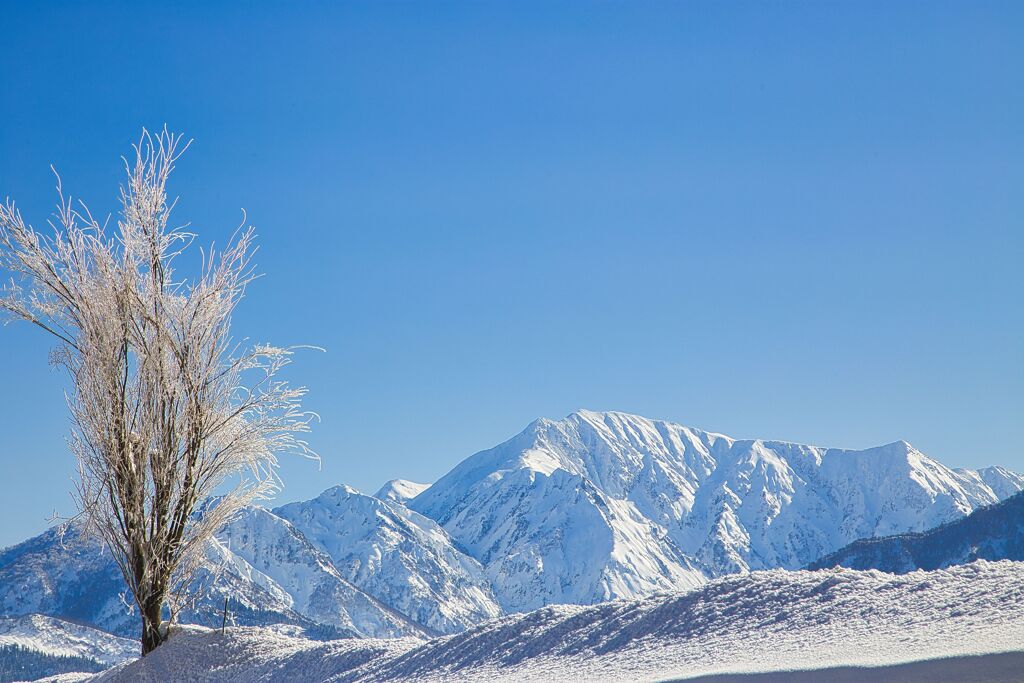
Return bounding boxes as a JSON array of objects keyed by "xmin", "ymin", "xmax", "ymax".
[
  {"xmin": 0, "ymin": 614, "xmax": 134, "ymax": 682},
  {"xmin": 809, "ymin": 490, "xmax": 1024, "ymax": 572}
]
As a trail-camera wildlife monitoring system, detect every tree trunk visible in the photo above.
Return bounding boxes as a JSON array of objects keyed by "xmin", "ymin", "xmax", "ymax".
[{"xmin": 140, "ymin": 595, "xmax": 166, "ymax": 655}]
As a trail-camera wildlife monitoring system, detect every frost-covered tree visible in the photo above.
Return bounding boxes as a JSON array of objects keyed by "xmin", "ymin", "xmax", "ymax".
[{"xmin": 0, "ymin": 130, "xmax": 315, "ymax": 655}]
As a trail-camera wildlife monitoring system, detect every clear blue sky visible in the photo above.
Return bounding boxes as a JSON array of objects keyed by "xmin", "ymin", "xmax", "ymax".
[{"xmin": 0, "ymin": 1, "xmax": 1021, "ymax": 546}]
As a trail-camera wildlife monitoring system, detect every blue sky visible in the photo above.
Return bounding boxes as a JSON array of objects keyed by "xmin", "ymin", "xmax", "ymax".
[{"xmin": 0, "ymin": 1, "xmax": 1021, "ymax": 546}]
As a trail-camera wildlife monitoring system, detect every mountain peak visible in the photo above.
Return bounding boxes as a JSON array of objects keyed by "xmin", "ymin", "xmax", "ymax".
[
  {"xmin": 375, "ymin": 479, "xmax": 431, "ymax": 505},
  {"xmin": 567, "ymin": 408, "xmax": 657, "ymax": 425},
  {"xmin": 321, "ymin": 484, "xmax": 362, "ymax": 499}
]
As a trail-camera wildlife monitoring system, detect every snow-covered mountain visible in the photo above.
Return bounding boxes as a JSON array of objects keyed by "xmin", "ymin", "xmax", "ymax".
[
  {"xmin": 410, "ymin": 410, "xmax": 1023, "ymax": 611},
  {"xmin": 215, "ymin": 507, "xmax": 426, "ymax": 638},
  {"xmin": 1, "ymin": 409, "xmax": 1020, "ymax": 643},
  {"xmin": 52, "ymin": 561, "xmax": 1024, "ymax": 682},
  {"xmin": 809, "ymin": 489, "xmax": 1024, "ymax": 573},
  {"xmin": 0, "ymin": 512, "xmax": 426, "ymax": 641},
  {"xmin": 0, "ymin": 525, "xmax": 136, "ymax": 638},
  {"xmin": 374, "ymin": 480, "xmax": 431, "ymax": 505},
  {"xmin": 960, "ymin": 464, "xmax": 1024, "ymax": 499},
  {"xmin": 274, "ymin": 485, "xmax": 500, "ymax": 634},
  {"xmin": 0, "ymin": 518, "xmax": 338, "ymax": 640},
  {"xmin": 0, "ymin": 614, "xmax": 135, "ymax": 666},
  {"xmin": 0, "ymin": 614, "xmax": 134, "ymax": 682}
]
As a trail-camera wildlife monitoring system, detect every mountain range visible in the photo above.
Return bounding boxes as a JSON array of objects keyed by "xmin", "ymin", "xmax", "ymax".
[{"xmin": 1, "ymin": 409, "xmax": 1020, "ymax": 641}]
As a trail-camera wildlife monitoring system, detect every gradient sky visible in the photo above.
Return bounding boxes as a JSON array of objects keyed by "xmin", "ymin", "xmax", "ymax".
[{"xmin": 0, "ymin": 1, "xmax": 1021, "ymax": 546}]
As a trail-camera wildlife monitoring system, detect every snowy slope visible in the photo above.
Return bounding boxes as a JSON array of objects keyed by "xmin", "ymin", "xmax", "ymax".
[
  {"xmin": 0, "ymin": 520, "xmax": 311, "ymax": 639},
  {"xmin": 809, "ymin": 489, "xmax": 1024, "ymax": 572},
  {"xmin": 48, "ymin": 560, "xmax": 1024, "ymax": 682},
  {"xmin": 215, "ymin": 507, "xmax": 426, "ymax": 638},
  {"xmin": 374, "ymin": 480, "xmax": 431, "ymax": 505},
  {"xmin": 0, "ymin": 614, "xmax": 134, "ymax": 683},
  {"xmin": 275, "ymin": 486, "xmax": 500, "ymax": 634},
  {"xmin": 410, "ymin": 410, "xmax": 1022, "ymax": 611},
  {"xmin": 0, "ymin": 512, "xmax": 424, "ymax": 640},
  {"xmin": 419, "ymin": 464, "xmax": 705, "ymax": 612},
  {"xmin": 0, "ymin": 615, "xmax": 135, "ymax": 666},
  {"xmin": 0, "ymin": 525, "xmax": 136, "ymax": 638},
  {"xmin": 964, "ymin": 465, "xmax": 1024, "ymax": 499}
]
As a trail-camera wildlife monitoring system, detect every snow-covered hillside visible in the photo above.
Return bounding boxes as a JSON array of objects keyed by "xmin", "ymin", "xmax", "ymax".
[
  {"xmin": 274, "ymin": 485, "xmax": 500, "ymax": 634},
  {"xmin": 374, "ymin": 480, "xmax": 431, "ymax": 505},
  {"xmin": 0, "ymin": 513, "xmax": 425, "ymax": 641},
  {"xmin": 411, "ymin": 410, "xmax": 1022, "ymax": 611},
  {"xmin": 0, "ymin": 615, "xmax": 134, "ymax": 667},
  {"xmin": 0, "ymin": 526, "xmax": 136, "ymax": 638},
  {"xmin": 215, "ymin": 506, "xmax": 426, "ymax": 638},
  {"xmin": 810, "ymin": 489, "xmax": 1024, "ymax": 572},
  {"xmin": 2, "ymin": 410, "xmax": 1020, "ymax": 642},
  {"xmin": 0, "ymin": 614, "xmax": 134, "ymax": 682},
  {"xmin": 40, "ymin": 561, "xmax": 1024, "ymax": 682}
]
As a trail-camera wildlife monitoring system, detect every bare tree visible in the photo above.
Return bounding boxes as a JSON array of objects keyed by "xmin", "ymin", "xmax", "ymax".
[{"xmin": 0, "ymin": 129, "xmax": 316, "ymax": 655}]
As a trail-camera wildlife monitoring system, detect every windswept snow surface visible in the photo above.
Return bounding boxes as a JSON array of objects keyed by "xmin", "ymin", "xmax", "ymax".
[
  {"xmin": 50, "ymin": 561, "xmax": 1024, "ymax": 683},
  {"xmin": 666, "ymin": 653, "xmax": 1024, "ymax": 683}
]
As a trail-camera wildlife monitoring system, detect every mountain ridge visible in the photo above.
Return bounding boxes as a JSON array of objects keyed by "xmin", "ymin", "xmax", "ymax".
[
  {"xmin": 408, "ymin": 409, "xmax": 1021, "ymax": 610},
  {"xmin": 1, "ymin": 409, "xmax": 1020, "ymax": 640}
]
